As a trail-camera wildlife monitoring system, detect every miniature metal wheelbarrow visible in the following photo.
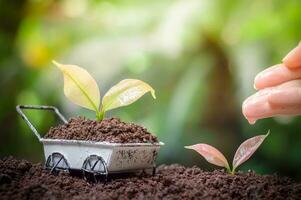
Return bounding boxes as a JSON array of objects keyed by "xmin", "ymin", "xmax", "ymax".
[{"xmin": 16, "ymin": 105, "xmax": 163, "ymax": 181}]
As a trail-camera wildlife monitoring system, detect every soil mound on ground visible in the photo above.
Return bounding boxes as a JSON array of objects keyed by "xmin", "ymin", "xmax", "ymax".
[
  {"xmin": 45, "ymin": 117, "xmax": 158, "ymax": 143},
  {"xmin": 0, "ymin": 157, "xmax": 300, "ymax": 200}
]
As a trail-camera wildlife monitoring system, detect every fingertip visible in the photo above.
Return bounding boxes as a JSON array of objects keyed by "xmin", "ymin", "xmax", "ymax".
[
  {"xmin": 253, "ymin": 64, "xmax": 282, "ymax": 90},
  {"xmin": 242, "ymin": 91, "xmax": 272, "ymax": 123},
  {"xmin": 253, "ymin": 73, "xmax": 266, "ymax": 90},
  {"xmin": 242, "ymin": 98, "xmax": 252, "ymax": 122},
  {"xmin": 253, "ymin": 75, "xmax": 260, "ymax": 90},
  {"xmin": 282, "ymin": 42, "xmax": 301, "ymax": 69},
  {"xmin": 242, "ymin": 103, "xmax": 257, "ymax": 125},
  {"xmin": 247, "ymin": 118, "xmax": 256, "ymax": 125},
  {"xmin": 241, "ymin": 97, "xmax": 256, "ymax": 121}
]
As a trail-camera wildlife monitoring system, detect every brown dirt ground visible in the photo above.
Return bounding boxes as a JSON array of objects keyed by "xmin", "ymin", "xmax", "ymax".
[{"xmin": 0, "ymin": 157, "xmax": 300, "ymax": 200}]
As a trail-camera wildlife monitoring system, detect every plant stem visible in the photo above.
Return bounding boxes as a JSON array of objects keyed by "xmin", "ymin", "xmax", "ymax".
[
  {"xmin": 230, "ymin": 167, "xmax": 235, "ymax": 175},
  {"xmin": 226, "ymin": 167, "xmax": 232, "ymax": 174},
  {"xmin": 96, "ymin": 110, "xmax": 105, "ymax": 121}
]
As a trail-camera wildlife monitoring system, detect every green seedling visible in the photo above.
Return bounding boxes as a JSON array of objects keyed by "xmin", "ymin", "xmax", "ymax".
[
  {"xmin": 53, "ymin": 61, "xmax": 156, "ymax": 120},
  {"xmin": 185, "ymin": 131, "xmax": 269, "ymax": 174}
]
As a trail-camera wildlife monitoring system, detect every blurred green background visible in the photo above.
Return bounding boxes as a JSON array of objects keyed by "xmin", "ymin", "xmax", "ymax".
[{"xmin": 1, "ymin": 0, "xmax": 301, "ymax": 180}]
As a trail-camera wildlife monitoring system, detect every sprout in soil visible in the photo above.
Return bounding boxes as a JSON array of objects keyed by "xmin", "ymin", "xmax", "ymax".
[
  {"xmin": 185, "ymin": 131, "xmax": 269, "ymax": 174},
  {"xmin": 53, "ymin": 61, "xmax": 156, "ymax": 121}
]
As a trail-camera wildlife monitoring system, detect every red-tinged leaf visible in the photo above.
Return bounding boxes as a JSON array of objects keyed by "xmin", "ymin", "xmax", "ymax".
[
  {"xmin": 232, "ymin": 131, "xmax": 270, "ymax": 171},
  {"xmin": 185, "ymin": 144, "xmax": 229, "ymax": 169}
]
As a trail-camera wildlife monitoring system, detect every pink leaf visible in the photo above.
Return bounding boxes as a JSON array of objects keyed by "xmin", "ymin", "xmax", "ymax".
[
  {"xmin": 232, "ymin": 131, "xmax": 269, "ymax": 170},
  {"xmin": 185, "ymin": 144, "xmax": 229, "ymax": 169}
]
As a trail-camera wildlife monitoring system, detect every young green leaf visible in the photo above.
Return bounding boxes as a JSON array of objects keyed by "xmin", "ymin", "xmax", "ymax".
[
  {"xmin": 232, "ymin": 131, "xmax": 270, "ymax": 172},
  {"xmin": 53, "ymin": 61, "xmax": 100, "ymax": 114},
  {"xmin": 101, "ymin": 79, "xmax": 156, "ymax": 112},
  {"xmin": 185, "ymin": 144, "xmax": 230, "ymax": 170}
]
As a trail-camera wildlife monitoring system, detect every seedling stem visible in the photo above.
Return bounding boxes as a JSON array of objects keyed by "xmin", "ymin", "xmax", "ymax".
[{"xmin": 97, "ymin": 110, "xmax": 105, "ymax": 121}]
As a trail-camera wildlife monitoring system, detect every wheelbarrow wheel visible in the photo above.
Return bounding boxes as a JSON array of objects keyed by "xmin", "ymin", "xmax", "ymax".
[
  {"xmin": 45, "ymin": 152, "xmax": 70, "ymax": 175},
  {"xmin": 82, "ymin": 155, "xmax": 108, "ymax": 183}
]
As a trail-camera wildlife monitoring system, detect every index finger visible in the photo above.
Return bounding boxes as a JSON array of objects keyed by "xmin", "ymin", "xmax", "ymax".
[
  {"xmin": 254, "ymin": 64, "xmax": 301, "ymax": 90},
  {"xmin": 282, "ymin": 42, "xmax": 301, "ymax": 69}
]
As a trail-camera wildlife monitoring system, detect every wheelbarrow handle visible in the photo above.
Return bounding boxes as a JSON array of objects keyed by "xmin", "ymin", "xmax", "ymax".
[{"xmin": 16, "ymin": 105, "xmax": 68, "ymax": 141}]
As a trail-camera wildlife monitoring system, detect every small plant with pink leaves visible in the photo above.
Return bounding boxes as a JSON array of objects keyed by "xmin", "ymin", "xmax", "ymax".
[{"xmin": 185, "ymin": 131, "xmax": 269, "ymax": 174}]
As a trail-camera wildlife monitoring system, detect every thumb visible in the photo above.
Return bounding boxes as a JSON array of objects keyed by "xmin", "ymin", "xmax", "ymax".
[{"xmin": 282, "ymin": 41, "xmax": 301, "ymax": 69}]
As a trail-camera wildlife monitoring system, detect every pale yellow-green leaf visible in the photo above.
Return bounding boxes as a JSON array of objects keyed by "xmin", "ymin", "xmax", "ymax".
[
  {"xmin": 102, "ymin": 79, "xmax": 156, "ymax": 112},
  {"xmin": 53, "ymin": 61, "xmax": 100, "ymax": 112}
]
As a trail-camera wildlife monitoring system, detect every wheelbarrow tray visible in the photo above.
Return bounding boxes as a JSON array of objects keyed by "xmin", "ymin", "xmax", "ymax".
[{"xmin": 41, "ymin": 138, "xmax": 163, "ymax": 172}]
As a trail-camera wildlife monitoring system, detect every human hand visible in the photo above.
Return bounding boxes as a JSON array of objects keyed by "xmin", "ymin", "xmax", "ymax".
[{"xmin": 242, "ymin": 42, "xmax": 301, "ymax": 124}]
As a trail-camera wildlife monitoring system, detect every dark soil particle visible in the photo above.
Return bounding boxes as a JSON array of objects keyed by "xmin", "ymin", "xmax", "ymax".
[
  {"xmin": 0, "ymin": 157, "xmax": 300, "ymax": 200},
  {"xmin": 45, "ymin": 117, "xmax": 158, "ymax": 143}
]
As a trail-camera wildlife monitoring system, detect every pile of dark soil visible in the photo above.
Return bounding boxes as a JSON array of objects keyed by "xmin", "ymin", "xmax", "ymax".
[
  {"xmin": 45, "ymin": 117, "xmax": 158, "ymax": 143},
  {"xmin": 0, "ymin": 157, "xmax": 300, "ymax": 200}
]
